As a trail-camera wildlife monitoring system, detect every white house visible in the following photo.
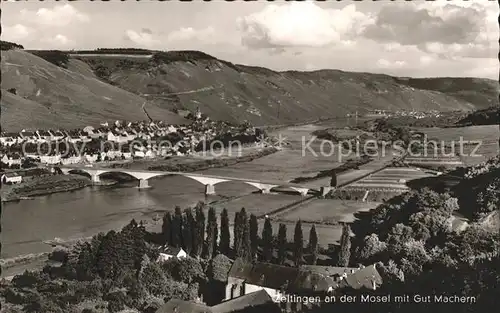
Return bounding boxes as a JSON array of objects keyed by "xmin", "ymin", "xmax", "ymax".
[
  {"xmin": 122, "ymin": 152, "xmax": 132, "ymax": 159},
  {"xmin": 67, "ymin": 134, "xmax": 82, "ymax": 144},
  {"xmin": 134, "ymin": 151, "xmax": 145, "ymax": 158},
  {"xmin": 2, "ymin": 155, "xmax": 22, "ymax": 166},
  {"xmin": 145, "ymin": 149, "xmax": 155, "ymax": 158},
  {"xmin": 36, "ymin": 130, "xmax": 52, "ymax": 143},
  {"xmin": 156, "ymin": 246, "xmax": 188, "ymax": 263},
  {"xmin": 0, "ymin": 133, "xmax": 18, "ymax": 146},
  {"xmin": 40, "ymin": 155, "xmax": 61, "ymax": 165},
  {"xmin": 51, "ymin": 130, "xmax": 65, "ymax": 141},
  {"xmin": 1, "ymin": 172, "xmax": 22, "ymax": 184},
  {"xmin": 85, "ymin": 154, "xmax": 99, "ymax": 163},
  {"xmin": 61, "ymin": 156, "xmax": 82, "ymax": 165},
  {"xmin": 107, "ymin": 131, "xmax": 129, "ymax": 143},
  {"xmin": 20, "ymin": 130, "xmax": 37, "ymax": 143}
]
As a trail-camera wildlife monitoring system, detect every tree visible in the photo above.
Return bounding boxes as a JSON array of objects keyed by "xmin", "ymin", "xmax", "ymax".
[
  {"xmin": 233, "ymin": 212, "xmax": 241, "ymax": 257},
  {"xmin": 240, "ymin": 208, "xmax": 251, "ymax": 260},
  {"xmin": 193, "ymin": 204, "xmax": 206, "ymax": 258},
  {"xmin": 277, "ymin": 224, "xmax": 287, "ymax": 265},
  {"xmin": 357, "ymin": 233, "xmax": 387, "ymax": 262},
  {"xmin": 293, "ymin": 220, "xmax": 304, "ymax": 266},
  {"xmin": 162, "ymin": 257, "xmax": 207, "ymax": 285},
  {"xmin": 250, "ymin": 214, "xmax": 259, "ymax": 261},
  {"xmin": 182, "ymin": 208, "xmax": 194, "ymax": 255},
  {"xmin": 140, "ymin": 262, "xmax": 169, "ymax": 296},
  {"xmin": 337, "ymin": 223, "xmax": 351, "ymax": 267},
  {"xmin": 171, "ymin": 206, "xmax": 183, "ymax": 248},
  {"xmin": 213, "ymin": 208, "xmax": 219, "ymax": 258},
  {"xmin": 262, "ymin": 217, "xmax": 273, "ymax": 262},
  {"xmin": 309, "ymin": 225, "xmax": 319, "ymax": 265},
  {"xmin": 161, "ymin": 212, "xmax": 172, "ymax": 245},
  {"xmin": 220, "ymin": 209, "xmax": 230, "ymax": 256},
  {"xmin": 205, "ymin": 207, "xmax": 218, "ymax": 259}
]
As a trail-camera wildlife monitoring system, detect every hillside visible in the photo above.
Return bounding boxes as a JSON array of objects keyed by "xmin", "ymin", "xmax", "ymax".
[
  {"xmin": 0, "ymin": 50, "xmax": 188, "ymax": 131},
  {"xmin": 1, "ymin": 48, "xmax": 498, "ymax": 130},
  {"xmin": 75, "ymin": 50, "xmax": 497, "ymax": 126},
  {"xmin": 458, "ymin": 106, "xmax": 499, "ymax": 126}
]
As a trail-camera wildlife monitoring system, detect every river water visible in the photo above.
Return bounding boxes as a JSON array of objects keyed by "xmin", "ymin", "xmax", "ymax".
[{"xmin": 2, "ymin": 122, "xmax": 354, "ymax": 260}]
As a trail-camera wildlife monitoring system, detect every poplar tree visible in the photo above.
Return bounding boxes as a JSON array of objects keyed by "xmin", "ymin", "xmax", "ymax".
[
  {"xmin": 171, "ymin": 206, "xmax": 183, "ymax": 248},
  {"xmin": 233, "ymin": 212, "xmax": 241, "ymax": 257},
  {"xmin": 309, "ymin": 225, "xmax": 319, "ymax": 265},
  {"xmin": 193, "ymin": 205, "xmax": 206, "ymax": 258},
  {"xmin": 237, "ymin": 208, "xmax": 250, "ymax": 259},
  {"xmin": 220, "ymin": 208, "xmax": 230, "ymax": 256},
  {"xmin": 337, "ymin": 224, "xmax": 351, "ymax": 267},
  {"xmin": 182, "ymin": 208, "xmax": 194, "ymax": 255},
  {"xmin": 262, "ymin": 217, "xmax": 273, "ymax": 262},
  {"xmin": 277, "ymin": 224, "xmax": 287, "ymax": 265},
  {"xmin": 293, "ymin": 220, "xmax": 304, "ymax": 267},
  {"xmin": 205, "ymin": 207, "xmax": 217, "ymax": 259},
  {"xmin": 249, "ymin": 214, "xmax": 259, "ymax": 261},
  {"xmin": 161, "ymin": 211, "xmax": 172, "ymax": 245},
  {"xmin": 241, "ymin": 211, "xmax": 251, "ymax": 261}
]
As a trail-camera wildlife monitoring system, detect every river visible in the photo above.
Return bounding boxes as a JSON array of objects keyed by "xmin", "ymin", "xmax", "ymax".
[{"xmin": 2, "ymin": 122, "xmax": 357, "ymax": 260}]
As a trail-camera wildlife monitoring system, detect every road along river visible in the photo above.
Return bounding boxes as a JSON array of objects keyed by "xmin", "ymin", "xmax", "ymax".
[{"xmin": 1, "ymin": 121, "xmax": 375, "ymax": 263}]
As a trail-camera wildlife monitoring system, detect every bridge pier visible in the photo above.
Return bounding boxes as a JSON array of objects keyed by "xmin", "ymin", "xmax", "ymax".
[
  {"xmin": 320, "ymin": 186, "xmax": 332, "ymax": 197},
  {"xmin": 261, "ymin": 187, "xmax": 272, "ymax": 194},
  {"xmin": 138, "ymin": 179, "xmax": 150, "ymax": 189},
  {"xmin": 205, "ymin": 184, "xmax": 215, "ymax": 195},
  {"xmin": 91, "ymin": 174, "xmax": 101, "ymax": 184}
]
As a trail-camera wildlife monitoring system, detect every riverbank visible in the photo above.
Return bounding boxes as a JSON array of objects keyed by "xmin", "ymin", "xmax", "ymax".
[
  {"xmin": 104, "ymin": 146, "xmax": 278, "ymax": 171},
  {"xmin": 1, "ymin": 174, "xmax": 92, "ymax": 202},
  {"xmin": 1, "ymin": 147, "xmax": 278, "ymax": 203}
]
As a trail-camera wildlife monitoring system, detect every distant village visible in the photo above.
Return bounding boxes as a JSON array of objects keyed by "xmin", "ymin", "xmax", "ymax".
[
  {"xmin": 362, "ymin": 109, "xmax": 443, "ymax": 119},
  {"xmin": 0, "ymin": 109, "xmax": 261, "ymax": 184}
]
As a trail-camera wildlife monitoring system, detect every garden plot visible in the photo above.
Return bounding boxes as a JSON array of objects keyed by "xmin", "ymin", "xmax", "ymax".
[{"xmin": 275, "ymin": 199, "xmax": 381, "ymax": 225}]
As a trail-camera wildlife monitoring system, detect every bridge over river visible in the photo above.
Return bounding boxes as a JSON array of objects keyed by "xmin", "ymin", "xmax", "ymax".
[{"xmin": 53, "ymin": 165, "xmax": 333, "ymax": 197}]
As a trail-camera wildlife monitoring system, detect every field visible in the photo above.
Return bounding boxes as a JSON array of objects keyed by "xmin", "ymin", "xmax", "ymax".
[
  {"xmin": 348, "ymin": 167, "xmax": 433, "ymax": 190},
  {"xmin": 275, "ymin": 199, "xmax": 381, "ymax": 224},
  {"xmin": 257, "ymin": 221, "xmax": 344, "ymax": 248},
  {"xmin": 414, "ymin": 126, "xmax": 499, "ymax": 165},
  {"xmin": 211, "ymin": 193, "xmax": 301, "ymax": 221},
  {"xmin": 330, "ymin": 167, "xmax": 435, "ymax": 202}
]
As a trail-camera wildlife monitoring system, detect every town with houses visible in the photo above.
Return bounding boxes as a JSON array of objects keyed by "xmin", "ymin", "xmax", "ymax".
[{"xmin": 1, "ymin": 109, "xmax": 260, "ymax": 184}]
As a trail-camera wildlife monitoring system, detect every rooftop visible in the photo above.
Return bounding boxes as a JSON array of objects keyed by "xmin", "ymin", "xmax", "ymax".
[
  {"xmin": 158, "ymin": 290, "xmax": 279, "ymax": 313},
  {"xmin": 336, "ymin": 264, "xmax": 382, "ymax": 290},
  {"xmin": 157, "ymin": 299, "xmax": 211, "ymax": 313},
  {"xmin": 211, "ymin": 290, "xmax": 275, "ymax": 313}
]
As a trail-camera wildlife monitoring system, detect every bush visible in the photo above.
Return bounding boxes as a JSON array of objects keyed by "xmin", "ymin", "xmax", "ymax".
[
  {"xmin": 30, "ymin": 50, "xmax": 69, "ymax": 68},
  {"xmin": 1, "ymin": 40, "xmax": 24, "ymax": 50}
]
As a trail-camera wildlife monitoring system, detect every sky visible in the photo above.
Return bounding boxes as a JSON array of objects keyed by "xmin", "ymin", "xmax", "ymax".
[{"xmin": 2, "ymin": 0, "xmax": 498, "ymax": 79}]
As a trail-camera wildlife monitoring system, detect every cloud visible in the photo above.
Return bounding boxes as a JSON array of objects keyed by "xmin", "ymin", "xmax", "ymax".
[
  {"xmin": 20, "ymin": 4, "xmax": 89, "ymax": 27},
  {"xmin": 42, "ymin": 34, "xmax": 73, "ymax": 47},
  {"xmin": 362, "ymin": 1, "xmax": 497, "ymax": 59},
  {"xmin": 2, "ymin": 24, "xmax": 33, "ymax": 41},
  {"xmin": 376, "ymin": 59, "xmax": 407, "ymax": 69},
  {"xmin": 419, "ymin": 55, "xmax": 435, "ymax": 66},
  {"xmin": 420, "ymin": 41, "xmax": 495, "ymax": 59},
  {"xmin": 125, "ymin": 29, "xmax": 160, "ymax": 48},
  {"xmin": 238, "ymin": 2, "xmax": 373, "ymax": 49},
  {"xmin": 166, "ymin": 26, "xmax": 217, "ymax": 43},
  {"xmin": 141, "ymin": 28, "xmax": 153, "ymax": 35}
]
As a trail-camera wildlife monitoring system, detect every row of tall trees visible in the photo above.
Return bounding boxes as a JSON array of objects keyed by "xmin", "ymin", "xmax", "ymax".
[{"xmin": 160, "ymin": 203, "xmax": 352, "ymax": 267}]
